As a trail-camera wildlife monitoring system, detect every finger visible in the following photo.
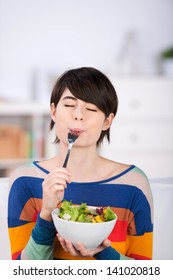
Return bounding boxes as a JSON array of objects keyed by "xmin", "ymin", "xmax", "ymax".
[
  {"xmin": 49, "ymin": 167, "xmax": 72, "ymax": 177},
  {"xmin": 44, "ymin": 173, "xmax": 71, "ymax": 185},
  {"xmin": 43, "ymin": 176, "xmax": 69, "ymax": 190},
  {"xmin": 43, "ymin": 167, "xmax": 72, "ymax": 184},
  {"xmin": 51, "ymin": 184, "xmax": 65, "ymax": 192},
  {"xmin": 75, "ymin": 243, "xmax": 93, "ymax": 257},
  {"xmin": 49, "ymin": 177, "xmax": 68, "ymax": 188},
  {"xmin": 76, "ymin": 239, "xmax": 111, "ymax": 257},
  {"xmin": 57, "ymin": 235, "xmax": 68, "ymax": 252},
  {"xmin": 65, "ymin": 240, "xmax": 80, "ymax": 257},
  {"xmin": 102, "ymin": 239, "xmax": 111, "ymax": 247},
  {"xmin": 90, "ymin": 239, "xmax": 111, "ymax": 256}
]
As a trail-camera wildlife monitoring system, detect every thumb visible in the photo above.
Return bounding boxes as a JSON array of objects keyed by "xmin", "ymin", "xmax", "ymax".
[{"xmin": 103, "ymin": 239, "xmax": 111, "ymax": 247}]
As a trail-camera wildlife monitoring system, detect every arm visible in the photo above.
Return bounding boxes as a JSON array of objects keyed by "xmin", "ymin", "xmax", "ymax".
[
  {"xmin": 24, "ymin": 214, "xmax": 56, "ymax": 260},
  {"xmin": 7, "ymin": 176, "xmax": 54, "ymax": 260},
  {"xmin": 8, "ymin": 167, "xmax": 71, "ymax": 260},
  {"xmin": 8, "ymin": 176, "xmax": 36, "ymax": 259},
  {"xmin": 106, "ymin": 178, "xmax": 153, "ymax": 260}
]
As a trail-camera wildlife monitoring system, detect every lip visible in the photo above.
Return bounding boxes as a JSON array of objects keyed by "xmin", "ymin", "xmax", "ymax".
[{"xmin": 69, "ymin": 128, "xmax": 85, "ymax": 136}]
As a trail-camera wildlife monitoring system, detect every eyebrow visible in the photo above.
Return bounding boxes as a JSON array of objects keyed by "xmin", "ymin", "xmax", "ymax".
[{"xmin": 62, "ymin": 96, "xmax": 77, "ymax": 101}]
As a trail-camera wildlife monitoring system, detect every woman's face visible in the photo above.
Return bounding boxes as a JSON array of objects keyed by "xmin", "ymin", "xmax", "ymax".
[{"xmin": 51, "ymin": 88, "xmax": 114, "ymax": 148}]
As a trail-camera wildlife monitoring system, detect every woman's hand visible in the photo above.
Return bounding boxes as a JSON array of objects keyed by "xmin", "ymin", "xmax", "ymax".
[
  {"xmin": 57, "ymin": 234, "xmax": 111, "ymax": 258},
  {"xmin": 40, "ymin": 168, "xmax": 72, "ymax": 221}
]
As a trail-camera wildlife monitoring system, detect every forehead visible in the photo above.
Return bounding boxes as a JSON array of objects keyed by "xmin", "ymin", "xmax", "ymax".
[
  {"xmin": 60, "ymin": 88, "xmax": 76, "ymax": 100},
  {"xmin": 60, "ymin": 88, "xmax": 90, "ymax": 105}
]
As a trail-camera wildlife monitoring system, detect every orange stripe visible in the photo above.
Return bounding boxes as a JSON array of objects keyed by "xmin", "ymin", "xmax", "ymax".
[
  {"xmin": 8, "ymin": 222, "xmax": 35, "ymax": 254},
  {"xmin": 20, "ymin": 198, "xmax": 42, "ymax": 221},
  {"xmin": 126, "ymin": 232, "xmax": 153, "ymax": 259},
  {"xmin": 110, "ymin": 232, "xmax": 153, "ymax": 259}
]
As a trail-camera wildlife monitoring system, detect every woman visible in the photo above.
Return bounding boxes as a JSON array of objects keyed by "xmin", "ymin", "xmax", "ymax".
[{"xmin": 8, "ymin": 67, "xmax": 153, "ymax": 260}]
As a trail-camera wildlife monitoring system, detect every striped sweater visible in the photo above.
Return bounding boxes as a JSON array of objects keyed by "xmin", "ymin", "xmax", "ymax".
[{"xmin": 8, "ymin": 161, "xmax": 153, "ymax": 260}]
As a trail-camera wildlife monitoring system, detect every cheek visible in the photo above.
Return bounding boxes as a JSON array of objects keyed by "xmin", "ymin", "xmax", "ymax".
[
  {"xmin": 89, "ymin": 120, "xmax": 105, "ymax": 138},
  {"xmin": 54, "ymin": 112, "xmax": 67, "ymax": 139},
  {"xmin": 93, "ymin": 117, "xmax": 106, "ymax": 130}
]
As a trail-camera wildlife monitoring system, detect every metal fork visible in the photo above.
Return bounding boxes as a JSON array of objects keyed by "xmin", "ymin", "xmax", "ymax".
[{"xmin": 63, "ymin": 132, "xmax": 79, "ymax": 168}]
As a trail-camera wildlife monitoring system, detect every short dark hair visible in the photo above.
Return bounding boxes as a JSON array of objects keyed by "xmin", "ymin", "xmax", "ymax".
[{"xmin": 50, "ymin": 67, "xmax": 118, "ymax": 146}]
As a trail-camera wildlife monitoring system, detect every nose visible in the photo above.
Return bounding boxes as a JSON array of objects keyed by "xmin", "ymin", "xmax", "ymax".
[{"xmin": 72, "ymin": 106, "xmax": 84, "ymax": 121}]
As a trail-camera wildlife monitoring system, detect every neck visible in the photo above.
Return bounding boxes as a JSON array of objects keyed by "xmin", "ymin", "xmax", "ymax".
[{"xmin": 58, "ymin": 142, "xmax": 100, "ymax": 181}]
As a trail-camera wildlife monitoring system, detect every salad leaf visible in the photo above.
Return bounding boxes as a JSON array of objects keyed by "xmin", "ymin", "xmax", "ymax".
[
  {"xmin": 104, "ymin": 207, "xmax": 116, "ymax": 221},
  {"xmin": 58, "ymin": 200, "xmax": 116, "ymax": 223}
]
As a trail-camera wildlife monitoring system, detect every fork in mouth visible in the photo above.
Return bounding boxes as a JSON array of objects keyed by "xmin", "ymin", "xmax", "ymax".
[{"xmin": 62, "ymin": 132, "xmax": 79, "ymax": 168}]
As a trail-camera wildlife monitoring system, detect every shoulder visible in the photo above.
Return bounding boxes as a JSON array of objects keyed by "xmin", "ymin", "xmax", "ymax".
[
  {"xmin": 100, "ymin": 157, "xmax": 131, "ymax": 179},
  {"xmin": 128, "ymin": 165, "xmax": 150, "ymax": 190},
  {"xmin": 117, "ymin": 164, "xmax": 151, "ymax": 192},
  {"xmin": 123, "ymin": 165, "xmax": 153, "ymax": 208},
  {"xmin": 108, "ymin": 160, "xmax": 152, "ymax": 200},
  {"xmin": 127, "ymin": 166, "xmax": 154, "ymax": 222},
  {"xmin": 102, "ymin": 158, "xmax": 151, "ymax": 192},
  {"xmin": 9, "ymin": 161, "xmax": 44, "ymax": 189}
]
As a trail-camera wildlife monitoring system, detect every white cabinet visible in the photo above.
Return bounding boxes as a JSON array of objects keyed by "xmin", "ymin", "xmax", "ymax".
[
  {"xmin": 0, "ymin": 102, "xmax": 56, "ymax": 176},
  {"xmin": 100, "ymin": 76, "xmax": 173, "ymax": 178}
]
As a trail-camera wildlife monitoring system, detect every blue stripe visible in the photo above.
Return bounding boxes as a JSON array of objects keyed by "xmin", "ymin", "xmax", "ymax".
[
  {"xmin": 8, "ymin": 177, "xmax": 43, "ymax": 225},
  {"xmin": 33, "ymin": 161, "xmax": 49, "ymax": 174},
  {"xmin": 8, "ymin": 218, "xmax": 29, "ymax": 227}
]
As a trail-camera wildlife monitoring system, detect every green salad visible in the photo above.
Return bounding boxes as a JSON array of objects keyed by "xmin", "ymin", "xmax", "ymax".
[{"xmin": 58, "ymin": 200, "xmax": 116, "ymax": 223}]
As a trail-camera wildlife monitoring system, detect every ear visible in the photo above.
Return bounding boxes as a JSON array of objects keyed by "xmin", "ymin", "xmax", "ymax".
[
  {"xmin": 102, "ymin": 113, "xmax": 114, "ymax": 131},
  {"xmin": 50, "ymin": 103, "xmax": 56, "ymax": 122}
]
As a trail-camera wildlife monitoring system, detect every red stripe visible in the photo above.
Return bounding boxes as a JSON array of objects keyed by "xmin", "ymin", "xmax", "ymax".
[
  {"xmin": 32, "ymin": 211, "xmax": 38, "ymax": 222},
  {"xmin": 108, "ymin": 220, "xmax": 128, "ymax": 242},
  {"xmin": 12, "ymin": 250, "xmax": 21, "ymax": 260},
  {"xmin": 129, "ymin": 253, "xmax": 151, "ymax": 260}
]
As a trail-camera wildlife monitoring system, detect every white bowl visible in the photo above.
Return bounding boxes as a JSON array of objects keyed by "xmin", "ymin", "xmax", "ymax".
[{"xmin": 52, "ymin": 206, "xmax": 117, "ymax": 249}]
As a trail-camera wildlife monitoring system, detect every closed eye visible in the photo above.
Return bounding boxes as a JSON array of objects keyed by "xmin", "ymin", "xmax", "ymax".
[
  {"xmin": 86, "ymin": 108, "xmax": 97, "ymax": 112},
  {"xmin": 64, "ymin": 104, "xmax": 75, "ymax": 107}
]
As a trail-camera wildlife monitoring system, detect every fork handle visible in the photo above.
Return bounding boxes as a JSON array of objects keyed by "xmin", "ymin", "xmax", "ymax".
[{"xmin": 63, "ymin": 148, "xmax": 71, "ymax": 168}]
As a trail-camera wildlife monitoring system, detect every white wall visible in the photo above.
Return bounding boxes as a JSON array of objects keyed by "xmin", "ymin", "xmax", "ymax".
[{"xmin": 0, "ymin": 0, "xmax": 173, "ymax": 101}]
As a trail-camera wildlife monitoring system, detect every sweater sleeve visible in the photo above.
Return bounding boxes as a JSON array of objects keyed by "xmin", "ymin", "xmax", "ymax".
[
  {"xmin": 110, "ymin": 171, "xmax": 153, "ymax": 260},
  {"xmin": 8, "ymin": 174, "xmax": 55, "ymax": 260},
  {"xmin": 25, "ymin": 214, "xmax": 56, "ymax": 260}
]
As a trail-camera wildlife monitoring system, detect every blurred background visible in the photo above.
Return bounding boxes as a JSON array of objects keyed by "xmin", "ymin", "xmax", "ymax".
[{"xmin": 0, "ymin": 0, "xmax": 173, "ymax": 178}]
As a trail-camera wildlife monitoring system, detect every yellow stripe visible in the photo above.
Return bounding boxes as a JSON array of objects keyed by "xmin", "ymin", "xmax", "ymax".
[
  {"xmin": 126, "ymin": 232, "xmax": 153, "ymax": 259},
  {"xmin": 8, "ymin": 223, "xmax": 35, "ymax": 254}
]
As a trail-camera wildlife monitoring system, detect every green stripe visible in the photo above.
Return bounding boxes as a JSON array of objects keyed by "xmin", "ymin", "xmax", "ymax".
[
  {"xmin": 25, "ymin": 236, "xmax": 54, "ymax": 260},
  {"xmin": 120, "ymin": 253, "xmax": 134, "ymax": 260}
]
